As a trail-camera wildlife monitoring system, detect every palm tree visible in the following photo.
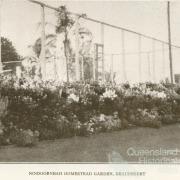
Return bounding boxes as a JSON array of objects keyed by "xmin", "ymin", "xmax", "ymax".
[
  {"xmin": 32, "ymin": 34, "xmax": 58, "ymax": 78},
  {"xmin": 24, "ymin": 34, "xmax": 57, "ymax": 78},
  {"xmin": 32, "ymin": 34, "xmax": 56, "ymax": 58}
]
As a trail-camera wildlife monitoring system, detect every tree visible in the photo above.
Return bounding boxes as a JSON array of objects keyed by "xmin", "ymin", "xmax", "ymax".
[
  {"xmin": 56, "ymin": 6, "xmax": 75, "ymax": 82},
  {"xmin": 31, "ymin": 7, "xmax": 93, "ymax": 81},
  {"xmin": 1, "ymin": 37, "xmax": 21, "ymax": 72}
]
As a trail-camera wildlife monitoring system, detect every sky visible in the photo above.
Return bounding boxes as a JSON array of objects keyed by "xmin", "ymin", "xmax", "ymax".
[{"xmin": 2, "ymin": 0, "xmax": 180, "ymax": 82}]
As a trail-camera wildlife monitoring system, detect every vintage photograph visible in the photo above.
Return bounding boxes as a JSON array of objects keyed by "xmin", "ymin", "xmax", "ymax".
[{"xmin": 0, "ymin": 0, "xmax": 180, "ymax": 163}]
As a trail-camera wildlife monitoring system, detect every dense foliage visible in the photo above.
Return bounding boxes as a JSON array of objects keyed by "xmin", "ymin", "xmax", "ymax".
[
  {"xmin": 1, "ymin": 37, "xmax": 21, "ymax": 71},
  {"xmin": 0, "ymin": 74, "xmax": 180, "ymax": 146}
]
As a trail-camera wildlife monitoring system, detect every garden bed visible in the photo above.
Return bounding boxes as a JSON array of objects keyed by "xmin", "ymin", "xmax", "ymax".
[{"xmin": 0, "ymin": 74, "xmax": 180, "ymax": 146}]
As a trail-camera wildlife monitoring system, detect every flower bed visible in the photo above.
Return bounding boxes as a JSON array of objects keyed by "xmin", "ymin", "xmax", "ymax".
[{"xmin": 0, "ymin": 74, "xmax": 180, "ymax": 146}]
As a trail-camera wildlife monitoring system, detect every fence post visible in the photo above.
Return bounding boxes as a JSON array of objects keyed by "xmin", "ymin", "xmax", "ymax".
[
  {"xmin": 40, "ymin": 5, "xmax": 46, "ymax": 79},
  {"xmin": 0, "ymin": 0, "xmax": 3, "ymax": 73},
  {"xmin": 121, "ymin": 30, "xmax": 127, "ymax": 82},
  {"xmin": 138, "ymin": 35, "xmax": 142, "ymax": 82},
  {"xmin": 101, "ymin": 23, "xmax": 105, "ymax": 82},
  {"xmin": 93, "ymin": 46, "xmax": 96, "ymax": 81},
  {"xmin": 162, "ymin": 42, "xmax": 165, "ymax": 80},
  {"xmin": 147, "ymin": 52, "xmax": 151, "ymax": 81},
  {"xmin": 167, "ymin": 1, "xmax": 173, "ymax": 84},
  {"xmin": 81, "ymin": 57, "xmax": 84, "ymax": 81},
  {"xmin": 152, "ymin": 39, "xmax": 156, "ymax": 83},
  {"xmin": 111, "ymin": 54, "xmax": 114, "ymax": 82},
  {"xmin": 75, "ymin": 15, "xmax": 80, "ymax": 81}
]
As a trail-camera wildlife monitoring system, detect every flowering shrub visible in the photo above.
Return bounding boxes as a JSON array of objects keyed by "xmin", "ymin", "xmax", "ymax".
[
  {"xmin": 0, "ymin": 74, "xmax": 180, "ymax": 145},
  {"xmin": 130, "ymin": 108, "xmax": 162, "ymax": 128},
  {"xmin": 100, "ymin": 89, "xmax": 117, "ymax": 100},
  {"xmin": 68, "ymin": 93, "xmax": 79, "ymax": 103},
  {"xmin": 16, "ymin": 129, "xmax": 39, "ymax": 147}
]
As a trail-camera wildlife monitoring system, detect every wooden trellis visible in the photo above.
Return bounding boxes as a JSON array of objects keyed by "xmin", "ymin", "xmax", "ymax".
[{"xmin": 94, "ymin": 43, "xmax": 104, "ymax": 81}]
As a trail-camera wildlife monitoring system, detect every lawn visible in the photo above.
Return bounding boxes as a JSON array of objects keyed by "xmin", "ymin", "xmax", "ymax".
[{"xmin": 0, "ymin": 124, "xmax": 180, "ymax": 163}]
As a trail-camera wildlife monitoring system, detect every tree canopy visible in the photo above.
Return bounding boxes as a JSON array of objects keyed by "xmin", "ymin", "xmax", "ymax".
[{"xmin": 1, "ymin": 37, "xmax": 21, "ymax": 71}]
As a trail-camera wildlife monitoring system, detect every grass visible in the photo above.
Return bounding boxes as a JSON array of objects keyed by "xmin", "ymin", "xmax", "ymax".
[{"xmin": 0, "ymin": 124, "xmax": 180, "ymax": 163}]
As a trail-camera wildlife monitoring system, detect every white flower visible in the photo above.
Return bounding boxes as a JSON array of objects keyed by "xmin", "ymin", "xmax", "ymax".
[
  {"xmin": 157, "ymin": 91, "xmax": 166, "ymax": 99},
  {"xmin": 68, "ymin": 93, "xmax": 79, "ymax": 102},
  {"xmin": 21, "ymin": 82, "xmax": 29, "ymax": 89},
  {"xmin": 101, "ymin": 89, "xmax": 117, "ymax": 100},
  {"xmin": 144, "ymin": 89, "xmax": 167, "ymax": 99},
  {"xmin": 14, "ymin": 82, "xmax": 20, "ymax": 89},
  {"xmin": 99, "ymin": 114, "xmax": 106, "ymax": 122}
]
